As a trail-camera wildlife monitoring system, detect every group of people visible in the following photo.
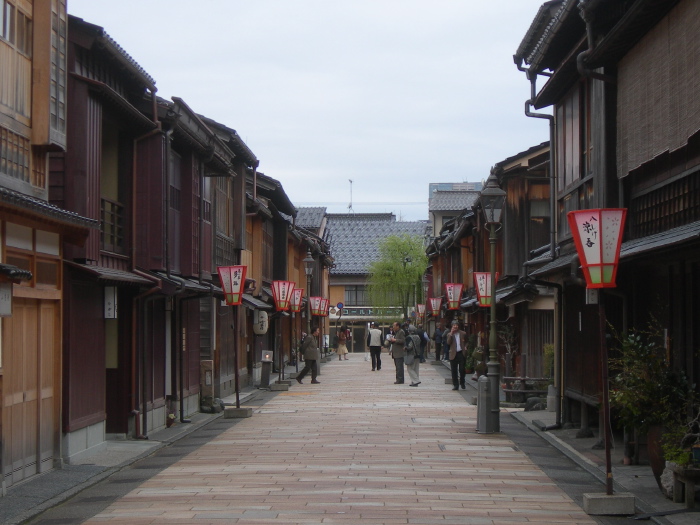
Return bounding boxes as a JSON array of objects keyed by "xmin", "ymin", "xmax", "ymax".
[{"xmin": 296, "ymin": 319, "xmax": 471, "ymax": 391}]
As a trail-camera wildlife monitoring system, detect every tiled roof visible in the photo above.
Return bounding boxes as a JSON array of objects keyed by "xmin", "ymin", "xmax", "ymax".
[
  {"xmin": 326, "ymin": 214, "xmax": 429, "ymax": 275},
  {"xmin": 296, "ymin": 207, "xmax": 327, "ymax": 230},
  {"xmin": 429, "ymin": 190, "xmax": 480, "ymax": 212}
]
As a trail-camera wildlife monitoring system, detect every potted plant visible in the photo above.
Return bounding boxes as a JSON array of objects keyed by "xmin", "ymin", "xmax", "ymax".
[{"xmin": 609, "ymin": 320, "xmax": 692, "ymax": 487}]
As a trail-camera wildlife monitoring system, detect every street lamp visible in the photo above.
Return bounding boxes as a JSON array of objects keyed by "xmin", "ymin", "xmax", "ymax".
[
  {"xmin": 290, "ymin": 288, "xmax": 303, "ymax": 372},
  {"xmin": 568, "ymin": 208, "xmax": 626, "ymax": 496},
  {"xmin": 303, "ymin": 249, "xmax": 314, "ymax": 337},
  {"xmin": 478, "ymin": 170, "xmax": 506, "ymax": 434}
]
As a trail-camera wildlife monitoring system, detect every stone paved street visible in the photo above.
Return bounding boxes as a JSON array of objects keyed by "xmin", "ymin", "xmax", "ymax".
[{"xmin": 36, "ymin": 355, "xmax": 597, "ymax": 525}]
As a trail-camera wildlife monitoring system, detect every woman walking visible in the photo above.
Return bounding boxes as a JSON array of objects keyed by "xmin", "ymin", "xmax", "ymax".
[{"xmin": 337, "ymin": 326, "xmax": 349, "ymax": 360}]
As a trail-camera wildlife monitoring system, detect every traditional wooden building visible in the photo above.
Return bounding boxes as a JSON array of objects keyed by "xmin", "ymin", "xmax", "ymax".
[
  {"xmin": 514, "ymin": 0, "xmax": 700, "ymax": 446},
  {"xmin": 0, "ymin": 1, "xmax": 95, "ymax": 489}
]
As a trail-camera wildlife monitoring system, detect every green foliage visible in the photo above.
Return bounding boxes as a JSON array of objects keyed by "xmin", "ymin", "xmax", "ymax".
[
  {"xmin": 367, "ymin": 234, "xmax": 428, "ymax": 320},
  {"xmin": 608, "ymin": 320, "xmax": 691, "ymax": 435}
]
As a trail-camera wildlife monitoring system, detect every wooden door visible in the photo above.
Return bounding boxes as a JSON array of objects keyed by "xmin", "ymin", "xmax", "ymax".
[{"xmin": 2, "ymin": 298, "xmax": 59, "ymax": 487}]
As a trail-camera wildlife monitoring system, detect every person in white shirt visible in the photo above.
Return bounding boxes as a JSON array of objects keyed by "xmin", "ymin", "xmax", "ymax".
[{"xmin": 367, "ymin": 322, "xmax": 383, "ymax": 371}]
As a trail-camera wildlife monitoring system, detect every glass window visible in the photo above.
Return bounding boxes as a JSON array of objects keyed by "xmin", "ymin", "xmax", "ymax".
[{"xmin": 345, "ymin": 285, "xmax": 368, "ymax": 306}]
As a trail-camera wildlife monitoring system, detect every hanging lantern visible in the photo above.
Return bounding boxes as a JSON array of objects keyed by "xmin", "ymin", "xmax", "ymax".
[
  {"xmin": 474, "ymin": 271, "xmax": 499, "ymax": 307},
  {"xmin": 217, "ymin": 266, "xmax": 247, "ymax": 306},
  {"xmin": 309, "ymin": 296, "xmax": 324, "ymax": 316},
  {"xmin": 271, "ymin": 280, "xmax": 295, "ymax": 311},
  {"xmin": 444, "ymin": 283, "xmax": 463, "ymax": 310},
  {"xmin": 429, "ymin": 297, "xmax": 442, "ymax": 316},
  {"xmin": 319, "ymin": 298, "xmax": 329, "ymax": 317},
  {"xmin": 567, "ymin": 208, "xmax": 627, "ymax": 289},
  {"xmin": 290, "ymin": 288, "xmax": 303, "ymax": 313},
  {"xmin": 416, "ymin": 303, "xmax": 425, "ymax": 321}
]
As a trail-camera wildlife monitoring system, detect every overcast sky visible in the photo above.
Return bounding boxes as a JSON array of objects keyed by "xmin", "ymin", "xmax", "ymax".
[{"xmin": 67, "ymin": 0, "xmax": 550, "ymax": 221}]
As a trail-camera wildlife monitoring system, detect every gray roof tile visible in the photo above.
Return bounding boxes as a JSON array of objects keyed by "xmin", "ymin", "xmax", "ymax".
[
  {"xmin": 326, "ymin": 214, "xmax": 429, "ymax": 275},
  {"xmin": 429, "ymin": 190, "xmax": 480, "ymax": 212}
]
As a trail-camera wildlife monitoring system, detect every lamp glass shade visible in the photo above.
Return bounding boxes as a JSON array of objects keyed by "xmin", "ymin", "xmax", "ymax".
[
  {"xmin": 217, "ymin": 265, "xmax": 247, "ymax": 305},
  {"xmin": 290, "ymin": 288, "xmax": 303, "ymax": 312},
  {"xmin": 567, "ymin": 208, "xmax": 627, "ymax": 288},
  {"xmin": 479, "ymin": 174, "xmax": 507, "ymax": 224},
  {"xmin": 444, "ymin": 283, "xmax": 463, "ymax": 310},
  {"xmin": 303, "ymin": 250, "xmax": 314, "ymax": 276},
  {"xmin": 429, "ymin": 297, "xmax": 442, "ymax": 315},
  {"xmin": 309, "ymin": 296, "xmax": 323, "ymax": 316},
  {"xmin": 271, "ymin": 280, "xmax": 295, "ymax": 310},
  {"xmin": 474, "ymin": 271, "xmax": 499, "ymax": 307}
]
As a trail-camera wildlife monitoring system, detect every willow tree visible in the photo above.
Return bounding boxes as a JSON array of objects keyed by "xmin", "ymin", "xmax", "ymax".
[{"xmin": 367, "ymin": 234, "xmax": 428, "ymax": 322}]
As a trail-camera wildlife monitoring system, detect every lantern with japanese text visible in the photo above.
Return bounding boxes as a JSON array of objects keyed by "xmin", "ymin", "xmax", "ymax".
[
  {"xmin": 217, "ymin": 266, "xmax": 247, "ymax": 306},
  {"xmin": 319, "ymin": 298, "xmax": 329, "ymax": 317},
  {"xmin": 416, "ymin": 303, "xmax": 425, "ymax": 323},
  {"xmin": 567, "ymin": 209, "xmax": 627, "ymax": 289},
  {"xmin": 290, "ymin": 288, "xmax": 303, "ymax": 313},
  {"xmin": 429, "ymin": 297, "xmax": 442, "ymax": 316},
  {"xmin": 444, "ymin": 283, "xmax": 463, "ymax": 310},
  {"xmin": 474, "ymin": 271, "xmax": 499, "ymax": 307},
  {"xmin": 271, "ymin": 280, "xmax": 295, "ymax": 310},
  {"xmin": 309, "ymin": 296, "xmax": 324, "ymax": 316}
]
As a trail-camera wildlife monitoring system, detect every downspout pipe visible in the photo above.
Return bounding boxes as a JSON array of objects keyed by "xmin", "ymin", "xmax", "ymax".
[
  {"xmin": 165, "ymin": 128, "xmax": 175, "ymax": 279},
  {"xmin": 517, "ymin": 62, "xmax": 557, "ymax": 261},
  {"xmin": 577, "ymin": 1, "xmax": 616, "ymax": 84}
]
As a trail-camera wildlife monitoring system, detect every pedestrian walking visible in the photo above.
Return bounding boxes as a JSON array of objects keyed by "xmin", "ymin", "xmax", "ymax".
[
  {"xmin": 388, "ymin": 321, "xmax": 406, "ymax": 384},
  {"xmin": 336, "ymin": 325, "xmax": 349, "ymax": 360},
  {"xmin": 446, "ymin": 320, "xmax": 468, "ymax": 390},
  {"xmin": 417, "ymin": 324, "xmax": 428, "ymax": 362},
  {"xmin": 405, "ymin": 325, "xmax": 421, "ymax": 386},
  {"xmin": 367, "ymin": 322, "xmax": 383, "ymax": 371},
  {"xmin": 296, "ymin": 326, "xmax": 321, "ymax": 384},
  {"xmin": 433, "ymin": 322, "xmax": 444, "ymax": 362},
  {"xmin": 442, "ymin": 324, "xmax": 451, "ymax": 361}
]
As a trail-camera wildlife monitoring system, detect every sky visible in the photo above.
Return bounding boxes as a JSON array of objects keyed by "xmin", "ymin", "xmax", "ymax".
[{"xmin": 67, "ymin": 0, "xmax": 550, "ymax": 222}]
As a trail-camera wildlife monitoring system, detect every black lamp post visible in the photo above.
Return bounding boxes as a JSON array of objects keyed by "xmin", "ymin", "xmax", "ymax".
[
  {"xmin": 303, "ymin": 249, "xmax": 314, "ymax": 338},
  {"xmin": 479, "ymin": 170, "xmax": 507, "ymax": 433}
]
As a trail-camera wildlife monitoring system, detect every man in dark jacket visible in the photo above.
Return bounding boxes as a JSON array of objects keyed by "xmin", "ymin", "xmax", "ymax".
[
  {"xmin": 388, "ymin": 321, "xmax": 406, "ymax": 384},
  {"xmin": 296, "ymin": 326, "xmax": 321, "ymax": 384}
]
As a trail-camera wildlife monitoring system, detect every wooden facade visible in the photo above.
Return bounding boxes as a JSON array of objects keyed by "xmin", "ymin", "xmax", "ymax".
[
  {"xmin": 514, "ymin": 0, "xmax": 700, "ymax": 446},
  {"xmin": 0, "ymin": 1, "xmax": 95, "ymax": 490}
]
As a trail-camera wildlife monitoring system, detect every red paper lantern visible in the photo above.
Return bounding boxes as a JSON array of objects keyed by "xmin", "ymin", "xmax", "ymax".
[
  {"xmin": 474, "ymin": 271, "xmax": 499, "ymax": 307},
  {"xmin": 271, "ymin": 280, "xmax": 295, "ymax": 311},
  {"xmin": 309, "ymin": 296, "xmax": 324, "ymax": 316},
  {"xmin": 428, "ymin": 297, "xmax": 442, "ymax": 316},
  {"xmin": 320, "ymin": 298, "xmax": 329, "ymax": 317},
  {"xmin": 567, "ymin": 208, "xmax": 627, "ymax": 289},
  {"xmin": 290, "ymin": 288, "xmax": 303, "ymax": 313},
  {"xmin": 444, "ymin": 283, "xmax": 463, "ymax": 310},
  {"xmin": 217, "ymin": 266, "xmax": 247, "ymax": 306}
]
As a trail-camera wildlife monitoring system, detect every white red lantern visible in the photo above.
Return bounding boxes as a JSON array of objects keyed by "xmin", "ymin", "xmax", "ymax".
[
  {"xmin": 217, "ymin": 266, "xmax": 247, "ymax": 306},
  {"xmin": 290, "ymin": 288, "xmax": 303, "ymax": 313},
  {"xmin": 309, "ymin": 296, "xmax": 324, "ymax": 316},
  {"xmin": 271, "ymin": 280, "xmax": 295, "ymax": 311},
  {"xmin": 474, "ymin": 271, "xmax": 499, "ymax": 307},
  {"xmin": 429, "ymin": 297, "xmax": 442, "ymax": 316},
  {"xmin": 444, "ymin": 283, "xmax": 463, "ymax": 310},
  {"xmin": 567, "ymin": 209, "xmax": 627, "ymax": 289},
  {"xmin": 320, "ymin": 298, "xmax": 329, "ymax": 317}
]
